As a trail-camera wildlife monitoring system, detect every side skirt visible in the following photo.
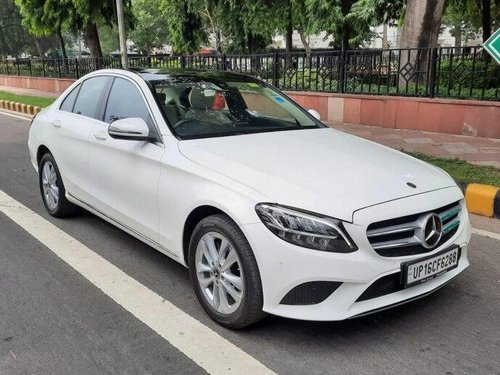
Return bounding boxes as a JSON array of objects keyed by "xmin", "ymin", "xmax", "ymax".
[{"xmin": 66, "ymin": 192, "xmax": 181, "ymax": 262}]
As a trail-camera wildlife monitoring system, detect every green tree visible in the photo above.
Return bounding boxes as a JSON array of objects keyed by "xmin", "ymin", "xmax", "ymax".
[
  {"xmin": 443, "ymin": 0, "xmax": 498, "ymax": 45},
  {"xmin": 443, "ymin": 0, "xmax": 482, "ymax": 47},
  {"xmin": 0, "ymin": 0, "xmax": 34, "ymax": 57},
  {"xmin": 479, "ymin": 0, "xmax": 497, "ymax": 42},
  {"xmin": 182, "ymin": 0, "xmax": 274, "ymax": 54},
  {"xmin": 186, "ymin": 0, "xmax": 227, "ymax": 52},
  {"xmin": 355, "ymin": 0, "xmax": 406, "ymax": 48},
  {"xmin": 71, "ymin": 0, "xmax": 119, "ymax": 57},
  {"xmin": 293, "ymin": 0, "xmax": 316, "ymax": 54},
  {"xmin": 98, "ymin": 24, "xmax": 120, "ymax": 55},
  {"xmin": 159, "ymin": 0, "xmax": 206, "ymax": 53},
  {"xmin": 219, "ymin": 0, "xmax": 273, "ymax": 53},
  {"xmin": 306, "ymin": 0, "xmax": 394, "ymax": 50},
  {"xmin": 15, "ymin": 0, "xmax": 71, "ymax": 58},
  {"xmin": 129, "ymin": 0, "xmax": 169, "ymax": 55},
  {"xmin": 15, "ymin": 0, "xmax": 133, "ymax": 58}
]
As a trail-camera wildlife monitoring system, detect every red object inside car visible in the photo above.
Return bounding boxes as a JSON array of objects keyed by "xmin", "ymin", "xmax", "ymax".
[{"xmin": 212, "ymin": 91, "xmax": 226, "ymax": 110}]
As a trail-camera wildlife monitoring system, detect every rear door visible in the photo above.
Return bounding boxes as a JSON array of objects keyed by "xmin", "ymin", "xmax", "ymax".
[
  {"xmin": 88, "ymin": 76, "xmax": 165, "ymax": 242},
  {"xmin": 53, "ymin": 76, "xmax": 110, "ymax": 203}
]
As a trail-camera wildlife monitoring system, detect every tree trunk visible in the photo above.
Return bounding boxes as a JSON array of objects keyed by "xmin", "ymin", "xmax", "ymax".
[
  {"xmin": 453, "ymin": 23, "xmax": 462, "ymax": 48},
  {"xmin": 298, "ymin": 27, "xmax": 311, "ymax": 68},
  {"xmin": 83, "ymin": 22, "xmax": 103, "ymax": 58},
  {"xmin": 57, "ymin": 26, "xmax": 68, "ymax": 59},
  {"xmin": 481, "ymin": 0, "xmax": 491, "ymax": 43},
  {"xmin": 35, "ymin": 38, "xmax": 45, "ymax": 59},
  {"xmin": 285, "ymin": 23, "xmax": 293, "ymax": 54},
  {"xmin": 341, "ymin": 32, "xmax": 350, "ymax": 52},
  {"xmin": 215, "ymin": 30, "xmax": 222, "ymax": 53},
  {"xmin": 382, "ymin": 23, "xmax": 388, "ymax": 49},
  {"xmin": 401, "ymin": 0, "xmax": 445, "ymax": 48},
  {"xmin": 400, "ymin": 0, "xmax": 445, "ymax": 88},
  {"xmin": 298, "ymin": 28, "xmax": 311, "ymax": 55}
]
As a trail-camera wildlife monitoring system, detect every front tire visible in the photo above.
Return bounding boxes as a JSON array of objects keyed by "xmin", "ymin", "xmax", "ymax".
[
  {"xmin": 188, "ymin": 214, "xmax": 266, "ymax": 329},
  {"xmin": 39, "ymin": 153, "xmax": 77, "ymax": 217}
]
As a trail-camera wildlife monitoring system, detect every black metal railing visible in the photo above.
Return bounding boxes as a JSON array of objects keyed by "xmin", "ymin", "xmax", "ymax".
[{"xmin": 1, "ymin": 46, "xmax": 498, "ymax": 100}]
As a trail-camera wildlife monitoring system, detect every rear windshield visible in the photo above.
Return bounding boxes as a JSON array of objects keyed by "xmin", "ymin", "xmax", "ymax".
[{"xmin": 148, "ymin": 75, "xmax": 323, "ymax": 139}]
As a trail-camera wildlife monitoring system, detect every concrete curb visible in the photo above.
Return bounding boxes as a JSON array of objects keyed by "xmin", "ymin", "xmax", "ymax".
[
  {"xmin": 459, "ymin": 183, "xmax": 500, "ymax": 219},
  {"xmin": 0, "ymin": 100, "xmax": 42, "ymax": 116}
]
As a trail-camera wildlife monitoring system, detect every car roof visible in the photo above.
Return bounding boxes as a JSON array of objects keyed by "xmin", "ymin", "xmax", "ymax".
[{"xmin": 129, "ymin": 68, "xmax": 262, "ymax": 84}]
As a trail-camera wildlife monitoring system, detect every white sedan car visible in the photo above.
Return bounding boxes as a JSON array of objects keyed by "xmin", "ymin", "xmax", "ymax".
[{"xmin": 28, "ymin": 69, "xmax": 471, "ymax": 328}]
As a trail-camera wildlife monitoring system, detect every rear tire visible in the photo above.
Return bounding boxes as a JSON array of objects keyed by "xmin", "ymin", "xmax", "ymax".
[
  {"xmin": 188, "ymin": 214, "xmax": 267, "ymax": 329},
  {"xmin": 39, "ymin": 153, "xmax": 77, "ymax": 217}
]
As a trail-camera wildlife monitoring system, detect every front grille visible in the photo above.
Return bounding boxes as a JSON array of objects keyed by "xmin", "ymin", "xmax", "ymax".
[
  {"xmin": 356, "ymin": 272, "xmax": 403, "ymax": 302},
  {"xmin": 366, "ymin": 200, "xmax": 462, "ymax": 257},
  {"xmin": 280, "ymin": 281, "xmax": 342, "ymax": 305}
]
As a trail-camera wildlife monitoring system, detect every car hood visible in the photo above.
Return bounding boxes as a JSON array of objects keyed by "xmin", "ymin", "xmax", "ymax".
[{"xmin": 178, "ymin": 128, "xmax": 455, "ymax": 222}]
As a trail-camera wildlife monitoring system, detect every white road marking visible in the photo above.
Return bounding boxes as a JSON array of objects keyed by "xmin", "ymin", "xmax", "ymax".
[
  {"xmin": 472, "ymin": 228, "xmax": 500, "ymax": 241},
  {"xmin": 0, "ymin": 110, "xmax": 33, "ymax": 121},
  {"xmin": 0, "ymin": 189, "xmax": 276, "ymax": 375}
]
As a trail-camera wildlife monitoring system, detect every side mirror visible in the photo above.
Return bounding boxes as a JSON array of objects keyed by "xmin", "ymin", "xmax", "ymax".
[
  {"xmin": 108, "ymin": 117, "xmax": 150, "ymax": 141},
  {"xmin": 307, "ymin": 109, "xmax": 321, "ymax": 121}
]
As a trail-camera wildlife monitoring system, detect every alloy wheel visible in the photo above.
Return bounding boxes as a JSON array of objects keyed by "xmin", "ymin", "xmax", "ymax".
[
  {"xmin": 42, "ymin": 161, "xmax": 59, "ymax": 211},
  {"xmin": 195, "ymin": 232, "xmax": 244, "ymax": 314}
]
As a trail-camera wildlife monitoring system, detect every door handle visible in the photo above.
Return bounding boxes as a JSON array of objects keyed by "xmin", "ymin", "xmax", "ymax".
[
  {"xmin": 50, "ymin": 120, "xmax": 62, "ymax": 128},
  {"xmin": 93, "ymin": 130, "xmax": 108, "ymax": 141}
]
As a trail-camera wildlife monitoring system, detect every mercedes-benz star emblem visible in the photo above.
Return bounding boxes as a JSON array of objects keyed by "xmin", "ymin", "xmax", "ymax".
[{"xmin": 419, "ymin": 213, "xmax": 443, "ymax": 249}]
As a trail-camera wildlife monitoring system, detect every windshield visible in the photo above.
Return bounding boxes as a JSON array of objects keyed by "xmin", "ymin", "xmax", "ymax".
[{"xmin": 148, "ymin": 74, "xmax": 323, "ymax": 139}]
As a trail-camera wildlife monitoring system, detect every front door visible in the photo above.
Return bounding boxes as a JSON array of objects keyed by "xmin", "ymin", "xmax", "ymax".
[{"xmin": 88, "ymin": 76, "xmax": 164, "ymax": 242}]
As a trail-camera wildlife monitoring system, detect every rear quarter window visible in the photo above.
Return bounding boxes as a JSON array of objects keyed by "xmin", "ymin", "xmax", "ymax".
[{"xmin": 59, "ymin": 84, "xmax": 81, "ymax": 112}]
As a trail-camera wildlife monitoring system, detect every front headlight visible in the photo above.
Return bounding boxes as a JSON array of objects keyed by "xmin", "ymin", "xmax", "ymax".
[{"xmin": 255, "ymin": 203, "xmax": 357, "ymax": 253}]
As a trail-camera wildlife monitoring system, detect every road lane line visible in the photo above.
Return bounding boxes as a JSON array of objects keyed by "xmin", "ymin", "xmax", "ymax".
[
  {"xmin": 471, "ymin": 228, "xmax": 500, "ymax": 241},
  {"xmin": 0, "ymin": 110, "xmax": 33, "ymax": 121},
  {"xmin": 0, "ymin": 189, "xmax": 276, "ymax": 375}
]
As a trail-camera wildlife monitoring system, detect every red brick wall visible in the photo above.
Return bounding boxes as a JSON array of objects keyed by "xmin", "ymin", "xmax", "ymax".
[
  {"xmin": 0, "ymin": 75, "xmax": 74, "ymax": 93},
  {"xmin": 286, "ymin": 91, "xmax": 500, "ymax": 139}
]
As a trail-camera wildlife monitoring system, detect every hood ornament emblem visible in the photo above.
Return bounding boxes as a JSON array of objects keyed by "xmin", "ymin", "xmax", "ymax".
[{"xmin": 407, "ymin": 182, "xmax": 417, "ymax": 188}]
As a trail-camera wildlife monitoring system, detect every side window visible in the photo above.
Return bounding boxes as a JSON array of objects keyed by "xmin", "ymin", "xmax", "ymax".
[
  {"xmin": 73, "ymin": 76, "xmax": 109, "ymax": 119},
  {"xmin": 60, "ymin": 84, "xmax": 80, "ymax": 112},
  {"xmin": 104, "ymin": 78, "xmax": 153, "ymax": 128}
]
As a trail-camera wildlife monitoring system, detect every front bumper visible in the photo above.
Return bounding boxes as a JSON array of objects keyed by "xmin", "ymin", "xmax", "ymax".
[{"xmin": 242, "ymin": 186, "xmax": 471, "ymax": 321}]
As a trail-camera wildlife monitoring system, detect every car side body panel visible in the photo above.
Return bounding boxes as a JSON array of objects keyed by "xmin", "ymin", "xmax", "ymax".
[{"xmin": 157, "ymin": 136, "xmax": 268, "ymax": 264}]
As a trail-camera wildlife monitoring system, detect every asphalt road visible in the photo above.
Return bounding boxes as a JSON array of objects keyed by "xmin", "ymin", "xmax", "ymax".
[{"xmin": 1, "ymin": 111, "xmax": 499, "ymax": 375}]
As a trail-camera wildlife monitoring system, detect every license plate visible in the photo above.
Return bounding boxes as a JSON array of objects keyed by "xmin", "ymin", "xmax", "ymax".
[{"xmin": 402, "ymin": 247, "xmax": 461, "ymax": 288}]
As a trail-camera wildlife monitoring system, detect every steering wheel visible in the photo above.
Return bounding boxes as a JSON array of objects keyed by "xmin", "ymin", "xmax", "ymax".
[{"xmin": 173, "ymin": 118, "xmax": 196, "ymax": 129}]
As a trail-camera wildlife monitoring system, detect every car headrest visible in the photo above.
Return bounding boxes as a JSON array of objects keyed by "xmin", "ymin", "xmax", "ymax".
[
  {"xmin": 157, "ymin": 92, "xmax": 166, "ymax": 104},
  {"xmin": 189, "ymin": 88, "xmax": 216, "ymax": 110}
]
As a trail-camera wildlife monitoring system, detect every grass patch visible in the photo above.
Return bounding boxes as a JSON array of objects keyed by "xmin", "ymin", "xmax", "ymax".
[
  {"xmin": 0, "ymin": 91, "xmax": 55, "ymax": 108},
  {"xmin": 404, "ymin": 151, "xmax": 500, "ymax": 187}
]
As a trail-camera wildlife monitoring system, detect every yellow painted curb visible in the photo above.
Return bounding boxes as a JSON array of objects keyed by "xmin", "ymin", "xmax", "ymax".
[
  {"xmin": 0, "ymin": 100, "xmax": 42, "ymax": 116},
  {"xmin": 465, "ymin": 184, "xmax": 499, "ymax": 218}
]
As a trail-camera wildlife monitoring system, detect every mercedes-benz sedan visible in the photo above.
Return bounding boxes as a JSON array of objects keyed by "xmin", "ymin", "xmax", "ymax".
[{"xmin": 28, "ymin": 69, "xmax": 471, "ymax": 328}]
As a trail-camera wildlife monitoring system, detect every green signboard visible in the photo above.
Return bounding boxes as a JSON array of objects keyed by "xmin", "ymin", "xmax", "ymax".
[{"xmin": 484, "ymin": 28, "xmax": 500, "ymax": 64}]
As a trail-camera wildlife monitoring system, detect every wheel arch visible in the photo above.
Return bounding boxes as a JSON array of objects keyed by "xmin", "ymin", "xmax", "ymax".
[
  {"xmin": 182, "ymin": 205, "xmax": 226, "ymax": 266},
  {"xmin": 36, "ymin": 144, "xmax": 51, "ymax": 166}
]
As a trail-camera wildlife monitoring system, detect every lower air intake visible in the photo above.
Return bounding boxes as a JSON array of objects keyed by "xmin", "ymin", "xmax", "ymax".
[
  {"xmin": 280, "ymin": 281, "xmax": 342, "ymax": 305},
  {"xmin": 356, "ymin": 273, "xmax": 404, "ymax": 302}
]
